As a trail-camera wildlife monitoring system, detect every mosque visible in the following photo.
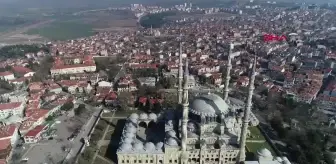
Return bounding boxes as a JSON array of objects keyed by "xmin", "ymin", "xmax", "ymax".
[{"xmin": 116, "ymin": 44, "xmax": 291, "ymax": 164}]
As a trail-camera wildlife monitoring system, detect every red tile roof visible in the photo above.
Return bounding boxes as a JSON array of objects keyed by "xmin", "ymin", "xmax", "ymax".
[
  {"xmin": 0, "ymin": 159, "xmax": 7, "ymax": 164},
  {"xmin": 11, "ymin": 66, "xmax": 32, "ymax": 74},
  {"xmin": 0, "ymin": 102, "xmax": 22, "ymax": 111},
  {"xmin": 25, "ymin": 125, "xmax": 45, "ymax": 137},
  {"xmin": 0, "ymin": 139, "xmax": 11, "ymax": 151},
  {"xmin": 25, "ymin": 109, "xmax": 49, "ymax": 120},
  {"xmin": 0, "ymin": 71, "xmax": 13, "ymax": 77},
  {"xmin": 0, "ymin": 124, "xmax": 16, "ymax": 139}
]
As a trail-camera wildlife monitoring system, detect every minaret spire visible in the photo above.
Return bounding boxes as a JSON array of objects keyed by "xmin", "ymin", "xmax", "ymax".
[
  {"xmin": 178, "ymin": 41, "xmax": 184, "ymax": 104},
  {"xmin": 224, "ymin": 43, "xmax": 234, "ymax": 101},
  {"xmin": 238, "ymin": 54, "xmax": 257, "ymax": 163},
  {"xmin": 181, "ymin": 58, "xmax": 189, "ymax": 155}
]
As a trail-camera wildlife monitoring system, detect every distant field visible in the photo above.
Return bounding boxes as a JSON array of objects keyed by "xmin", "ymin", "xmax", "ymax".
[{"xmin": 25, "ymin": 21, "xmax": 95, "ymax": 41}]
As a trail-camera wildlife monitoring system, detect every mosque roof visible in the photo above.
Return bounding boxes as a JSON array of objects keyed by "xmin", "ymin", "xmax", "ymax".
[{"xmin": 190, "ymin": 93, "xmax": 230, "ymax": 116}]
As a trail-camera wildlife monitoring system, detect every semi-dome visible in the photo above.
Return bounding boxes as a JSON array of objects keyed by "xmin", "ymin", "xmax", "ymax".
[
  {"xmin": 156, "ymin": 142, "xmax": 164, "ymax": 150},
  {"xmin": 166, "ymin": 137, "xmax": 178, "ymax": 146},
  {"xmin": 140, "ymin": 113, "xmax": 148, "ymax": 120},
  {"xmin": 133, "ymin": 142, "xmax": 143, "ymax": 151},
  {"xmin": 123, "ymin": 137, "xmax": 133, "ymax": 144},
  {"xmin": 125, "ymin": 126, "xmax": 136, "ymax": 133},
  {"xmin": 257, "ymin": 148, "xmax": 273, "ymax": 158},
  {"xmin": 190, "ymin": 93, "xmax": 229, "ymax": 115},
  {"xmin": 124, "ymin": 132, "xmax": 135, "ymax": 138},
  {"xmin": 144, "ymin": 142, "xmax": 155, "ymax": 151},
  {"xmin": 120, "ymin": 143, "xmax": 132, "ymax": 151}
]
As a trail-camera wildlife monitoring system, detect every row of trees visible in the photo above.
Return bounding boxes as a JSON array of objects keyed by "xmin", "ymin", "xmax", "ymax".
[
  {"xmin": 0, "ymin": 44, "xmax": 49, "ymax": 59},
  {"xmin": 131, "ymin": 68, "xmax": 157, "ymax": 78},
  {"xmin": 139, "ymin": 12, "xmax": 176, "ymax": 28}
]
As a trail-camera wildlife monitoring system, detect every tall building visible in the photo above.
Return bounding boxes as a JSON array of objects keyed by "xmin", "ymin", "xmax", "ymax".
[{"xmin": 116, "ymin": 48, "xmax": 290, "ymax": 164}]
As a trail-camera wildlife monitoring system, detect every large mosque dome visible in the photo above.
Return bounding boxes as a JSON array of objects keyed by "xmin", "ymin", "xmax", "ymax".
[{"xmin": 190, "ymin": 93, "xmax": 230, "ymax": 116}]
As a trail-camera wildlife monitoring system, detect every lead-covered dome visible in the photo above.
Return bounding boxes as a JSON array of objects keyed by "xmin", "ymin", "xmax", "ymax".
[
  {"xmin": 257, "ymin": 148, "xmax": 273, "ymax": 158},
  {"xmin": 190, "ymin": 93, "xmax": 229, "ymax": 116}
]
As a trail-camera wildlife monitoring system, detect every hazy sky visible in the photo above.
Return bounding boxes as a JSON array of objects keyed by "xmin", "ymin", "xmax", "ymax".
[{"xmin": 0, "ymin": 0, "xmax": 334, "ymax": 9}]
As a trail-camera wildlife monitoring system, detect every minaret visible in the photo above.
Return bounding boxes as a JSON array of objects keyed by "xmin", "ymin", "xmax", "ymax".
[
  {"xmin": 181, "ymin": 58, "xmax": 189, "ymax": 163},
  {"xmin": 224, "ymin": 43, "xmax": 234, "ymax": 101},
  {"xmin": 178, "ymin": 41, "xmax": 184, "ymax": 104},
  {"xmin": 238, "ymin": 55, "xmax": 257, "ymax": 163}
]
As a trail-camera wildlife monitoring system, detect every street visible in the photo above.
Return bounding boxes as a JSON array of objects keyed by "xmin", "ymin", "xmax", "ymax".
[{"xmin": 63, "ymin": 105, "xmax": 103, "ymax": 163}]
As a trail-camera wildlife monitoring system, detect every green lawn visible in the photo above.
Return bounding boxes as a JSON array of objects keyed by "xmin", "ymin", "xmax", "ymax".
[
  {"xmin": 98, "ymin": 146, "xmax": 108, "ymax": 157},
  {"xmin": 101, "ymin": 112, "xmax": 114, "ymax": 118},
  {"xmin": 104, "ymin": 130, "xmax": 114, "ymax": 140},
  {"xmin": 25, "ymin": 21, "xmax": 94, "ymax": 41},
  {"xmin": 248, "ymin": 126, "xmax": 266, "ymax": 141},
  {"xmin": 246, "ymin": 142, "xmax": 275, "ymax": 155}
]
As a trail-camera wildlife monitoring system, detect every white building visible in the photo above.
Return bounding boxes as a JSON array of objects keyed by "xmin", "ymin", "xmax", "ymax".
[
  {"xmin": 0, "ymin": 102, "xmax": 24, "ymax": 119},
  {"xmin": 137, "ymin": 77, "xmax": 156, "ymax": 87},
  {"xmin": 24, "ymin": 125, "xmax": 47, "ymax": 143},
  {"xmin": 0, "ymin": 72, "xmax": 15, "ymax": 81},
  {"xmin": 50, "ymin": 65, "xmax": 96, "ymax": 76},
  {"xmin": 0, "ymin": 124, "xmax": 20, "ymax": 145}
]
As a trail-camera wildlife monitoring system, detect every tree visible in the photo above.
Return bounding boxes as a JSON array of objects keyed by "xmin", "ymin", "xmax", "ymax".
[
  {"xmin": 45, "ymin": 115, "xmax": 54, "ymax": 121},
  {"xmin": 60, "ymin": 102, "xmax": 74, "ymax": 111},
  {"xmin": 118, "ymin": 92, "xmax": 133, "ymax": 110},
  {"xmin": 270, "ymin": 116, "xmax": 287, "ymax": 138},
  {"xmin": 74, "ymin": 104, "xmax": 86, "ymax": 115}
]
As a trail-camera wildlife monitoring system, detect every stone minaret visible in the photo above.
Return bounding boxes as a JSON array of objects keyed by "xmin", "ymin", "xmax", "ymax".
[
  {"xmin": 238, "ymin": 55, "xmax": 257, "ymax": 163},
  {"xmin": 178, "ymin": 41, "xmax": 184, "ymax": 104},
  {"xmin": 181, "ymin": 58, "xmax": 189, "ymax": 163},
  {"xmin": 224, "ymin": 43, "xmax": 234, "ymax": 101}
]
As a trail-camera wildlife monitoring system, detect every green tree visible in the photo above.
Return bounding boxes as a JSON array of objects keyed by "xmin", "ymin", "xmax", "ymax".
[
  {"xmin": 60, "ymin": 102, "xmax": 74, "ymax": 111},
  {"xmin": 45, "ymin": 115, "xmax": 54, "ymax": 121},
  {"xmin": 74, "ymin": 104, "xmax": 86, "ymax": 115},
  {"xmin": 118, "ymin": 92, "xmax": 133, "ymax": 110}
]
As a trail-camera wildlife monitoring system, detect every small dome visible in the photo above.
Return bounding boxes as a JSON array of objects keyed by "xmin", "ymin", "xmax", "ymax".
[
  {"xmin": 257, "ymin": 148, "xmax": 273, "ymax": 158},
  {"xmin": 123, "ymin": 137, "xmax": 133, "ymax": 144},
  {"xmin": 133, "ymin": 142, "xmax": 143, "ymax": 151},
  {"xmin": 140, "ymin": 113, "xmax": 148, "ymax": 120},
  {"xmin": 156, "ymin": 142, "xmax": 164, "ymax": 150},
  {"xmin": 123, "ymin": 132, "xmax": 135, "ymax": 139},
  {"xmin": 120, "ymin": 143, "xmax": 132, "ymax": 151},
  {"xmin": 149, "ymin": 113, "xmax": 157, "ymax": 120},
  {"xmin": 126, "ymin": 122, "xmax": 136, "ymax": 128},
  {"xmin": 130, "ymin": 113, "xmax": 139, "ymax": 120},
  {"xmin": 166, "ymin": 137, "xmax": 178, "ymax": 146},
  {"xmin": 190, "ymin": 93, "xmax": 230, "ymax": 116},
  {"xmin": 125, "ymin": 126, "xmax": 136, "ymax": 133},
  {"xmin": 282, "ymin": 157, "xmax": 291, "ymax": 164},
  {"xmin": 166, "ymin": 130, "xmax": 176, "ymax": 137},
  {"xmin": 275, "ymin": 157, "xmax": 283, "ymax": 162},
  {"xmin": 144, "ymin": 142, "xmax": 155, "ymax": 151},
  {"xmin": 187, "ymin": 122, "xmax": 196, "ymax": 129}
]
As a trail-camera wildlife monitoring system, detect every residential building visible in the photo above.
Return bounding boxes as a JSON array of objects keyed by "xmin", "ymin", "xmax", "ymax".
[
  {"xmin": 24, "ymin": 125, "xmax": 47, "ymax": 143},
  {"xmin": 0, "ymin": 102, "xmax": 24, "ymax": 119}
]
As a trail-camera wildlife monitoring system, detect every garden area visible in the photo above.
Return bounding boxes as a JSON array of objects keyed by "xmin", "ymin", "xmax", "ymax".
[{"xmin": 247, "ymin": 126, "xmax": 266, "ymax": 141}]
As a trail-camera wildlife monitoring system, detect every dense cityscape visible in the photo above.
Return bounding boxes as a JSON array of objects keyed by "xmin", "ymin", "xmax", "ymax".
[{"xmin": 0, "ymin": 1, "xmax": 336, "ymax": 164}]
